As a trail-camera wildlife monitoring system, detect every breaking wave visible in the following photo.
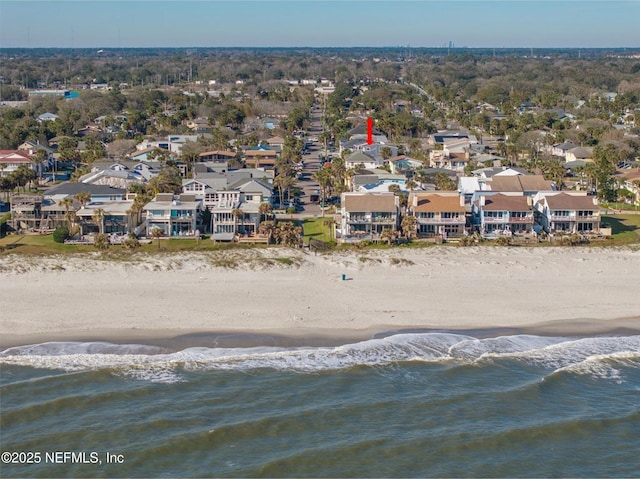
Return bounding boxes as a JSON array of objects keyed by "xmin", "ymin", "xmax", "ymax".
[{"xmin": 2, "ymin": 334, "xmax": 639, "ymax": 383}]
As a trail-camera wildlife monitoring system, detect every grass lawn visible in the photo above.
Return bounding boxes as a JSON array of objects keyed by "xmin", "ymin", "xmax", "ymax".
[
  {"xmin": 601, "ymin": 214, "xmax": 640, "ymax": 243},
  {"xmin": 300, "ymin": 217, "xmax": 334, "ymax": 244},
  {"xmin": 601, "ymin": 203, "xmax": 640, "ymax": 212},
  {"xmin": 0, "ymin": 234, "xmax": 94, "ymax": 254},
  {"xmin": 0, "ymin": 234, "xmax": 252, "ymax": 255}
]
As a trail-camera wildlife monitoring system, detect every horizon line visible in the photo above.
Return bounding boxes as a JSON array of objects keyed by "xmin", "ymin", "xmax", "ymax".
[{"xmin": 2, "ymin": 45, "xmax": 640, "ymax": 50}]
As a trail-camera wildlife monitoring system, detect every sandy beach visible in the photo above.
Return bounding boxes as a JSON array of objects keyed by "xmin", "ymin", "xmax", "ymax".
[{"xmin": 1, "ymin": 246, "xmax": 639, "ymax": 348}]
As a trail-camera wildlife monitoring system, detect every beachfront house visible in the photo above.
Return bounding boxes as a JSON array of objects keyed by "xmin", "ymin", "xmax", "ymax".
[
  {"xmin": 473, "ymin": 193, "xmax": 534, "ymax": 237},
  {"xmin": 534, "ymin": 192, "xmax": 601, "ymax": 235},
  {"xmin": 338, "ymin": 192, "xmax": 399, "ymax": 243},
  {"xmin": 183, "ymin": 171, "xmax": 273, "ymax": 240},
  {"xmin": 76, "ymin": 200, "xmax": 136, "ymax": 235},
  {"xmin": 143, "ymin": 193, "xmax": 203, "ymax": 237},
  {"xmin": 408, "ymin": 192, "xmax": 467, "ymax": 238}
]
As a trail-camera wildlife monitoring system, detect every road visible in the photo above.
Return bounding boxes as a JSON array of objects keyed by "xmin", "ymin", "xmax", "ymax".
[{"xmin": 291, "ymin": 103, "xmax": 325, "ymax": 217}]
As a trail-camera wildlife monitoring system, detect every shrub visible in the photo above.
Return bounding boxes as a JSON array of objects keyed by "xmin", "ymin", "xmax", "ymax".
[
  {"xmin": 52, "ymin": 225, "xmax": 70, "ymax": 243},
  {"xmin": 122, "ymin": 233, "xmax": 140, "ymax": 249},
  {"xmin": 496, "ymin": 236, "xmax": 512, "ymax": 246},
  {"xmin": 459, "ymin": 235, "xmax": 474, "ymax": 246},
  {"xmin": 94, "ymin": 233, "xmax": 110, "ymax": 250}
]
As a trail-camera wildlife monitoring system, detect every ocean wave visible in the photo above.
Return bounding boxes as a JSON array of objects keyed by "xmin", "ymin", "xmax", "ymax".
[{"xmin": 1, "ymin": 334, "xmax": 639, "ymax": 383}]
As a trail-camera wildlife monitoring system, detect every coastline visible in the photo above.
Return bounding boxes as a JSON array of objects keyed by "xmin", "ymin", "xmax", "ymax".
[
  {"xmin": 2, "ymin": 246, "xmax": 639, "ymax": 350},
  {"xmin": 2, "ymin": 317, "xmax": 639, "ymax": 351}
]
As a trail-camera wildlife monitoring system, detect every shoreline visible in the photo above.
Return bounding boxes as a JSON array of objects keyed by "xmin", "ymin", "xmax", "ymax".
[
  {"xmin": 2, "ymin": 317, "xmax": 639, "ymax": 351},
  {"xmin": 2, "ymin": 247, "xmax": 639, "ymax": 351}
]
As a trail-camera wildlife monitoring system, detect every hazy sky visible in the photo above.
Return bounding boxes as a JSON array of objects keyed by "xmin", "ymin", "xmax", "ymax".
[{"xmin": 1, "ymin": 1, "xmax": 638, "ymax": 49}]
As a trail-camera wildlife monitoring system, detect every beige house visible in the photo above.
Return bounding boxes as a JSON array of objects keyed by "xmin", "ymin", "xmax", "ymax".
[
  {"xmin": 408, "ymin": 192, "xmax": 466, "ymax": 238},
  {"xmin": 473, "ymin": 193, "xmax": 534, "ymax": 236},
  {"xmin": 534, "ymin": 192, "xmax": 601, "ymax": 234}
]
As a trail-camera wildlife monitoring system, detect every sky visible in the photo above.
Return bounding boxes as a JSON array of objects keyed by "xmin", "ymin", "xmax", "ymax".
[{"xmin": 0, "ymin": 1, "xmax": 639, "ymax": 49}]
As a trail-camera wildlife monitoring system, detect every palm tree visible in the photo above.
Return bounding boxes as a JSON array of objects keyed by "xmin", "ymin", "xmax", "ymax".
[
  {"xmin": 405, "ymin": 179, "xmax": 418, "ymax": 193},
  {"xmin": 258, "ymin": 202, "xmax": 273, "ymax": 223},
  {"xmin": 150, "ymin": 227, "xmax": 164, "ymax": 250},
  {"xmin": 379, "ymin": 227, "xmax": 396, "ymax": 246},
  {"xmin": 92, "ymin": 208, "xmax": 105, "ymax": 235},
  {"xmin": 74, "ymin": 191, "xmax": 91, "ymax": 208},
  {"xmin": 258, "ymin": 220, "xmax": 276, "ymax": 242},
  {"xmin": 388, "ymin": 183, "xmax": 401, "ymax": 194},
  {"xmin": 231, "ymin": 208, "xmax": 244, "ymax": 236},
  {"xmin": 313, "ymin": 168, "xmax": 333, "ymax": 216},
  {"xmin": 59, "ymin": 197, "xmax": 76, "ymax": 229},
  {"xmin": 401, "ymin": 215, "xmax": 417, "ymax": 240},
  {"xmin": 126, "ymin": 194, "xmax": 147, "ymax": 234}
]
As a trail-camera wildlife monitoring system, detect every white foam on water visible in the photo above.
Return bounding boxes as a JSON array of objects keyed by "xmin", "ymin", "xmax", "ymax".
[
  {"xmin": 551, "ymin": 351, "xmax": 640, "ymax": 383},
  {"xmin": 1, "ymin": 341, "xmax": 166, "ymax": 356},
  {"xmin": 2, "ymin": 334, "xmax": 639, "ymax": 382}
]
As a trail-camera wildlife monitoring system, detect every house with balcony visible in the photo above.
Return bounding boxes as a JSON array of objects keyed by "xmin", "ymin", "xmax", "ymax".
[
  {"xmin": 340, "ymin": 136, "xmax": 398, "ymax": 164},
  {"xmin": 473, "ymin": 193, "xmax": 534, "ymax": 236},
  {"xmin": 338, "ymin": 192, "xmax": 399, "ymax": 243},
  {"xmin": 429, "ymin": 150, "xmax": 469, "ymax": 172},
  {"xmin": 183, "ymin": 174, "xmax": 273, "ymax": 241},
  {"xmin": 244, "ymin": 146, "xmax": 279, "ymax": 170},
  {"xmin": 534, "ymin": 192, "xmax": 601, "ymax": 235},
  {"xmin": 345, "ymin": 151, "xmax": 379, "ymax": 170},
  {"xmin": 0, "ymin": 150, "xmax": 33, "ymax": 177},
  {"xmin": 76, "ymin": 200, "xmax": 136, "ymax": 235},
  {"xmin": 198, "ymin": 150, "xmax": 237, "ymax": 162},
  {"xmin": 143, "ymin": 193, "xmax": 203, "ymax": 237},
  {"xmin": 408, "ymin": 192, "xmax": 466, "ymax": 238}
]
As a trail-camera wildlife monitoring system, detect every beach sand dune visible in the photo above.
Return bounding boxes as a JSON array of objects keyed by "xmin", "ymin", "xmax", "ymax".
[{"xmin": 1, "ymin": 247, "xmax": 639, "ymax": 348}]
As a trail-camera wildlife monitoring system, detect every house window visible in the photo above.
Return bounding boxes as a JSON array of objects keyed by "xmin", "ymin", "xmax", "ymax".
[
  {"xmin": 171, "ymin": 210, "xmax": 192, "ymax": 218},
  {"xmin": 443, "ymin": 225, "xmax": 462, "ymax": 234},
  {"xmin": 442, "ymin": 212, "xmax": 459, "ymax": 219},
  {"xmin": 418, "ymin": 212, "xmax": 435, "ymax": 219},
  {"xmin": 484, "ymin": 211, "xmax": 504, "ymax": 218},
  {"xmin": 418, "ymin": 224, "xmax": 436, "ymax": 234}
]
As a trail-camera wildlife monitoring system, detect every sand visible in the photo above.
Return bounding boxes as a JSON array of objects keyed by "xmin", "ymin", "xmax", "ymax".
[{"xmin": 1, "ymin": 246, "xmax": 639, "ymax": 348}]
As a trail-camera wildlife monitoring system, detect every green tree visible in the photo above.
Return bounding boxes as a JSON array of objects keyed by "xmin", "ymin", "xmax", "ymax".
[
  {"xmin": 379, "ymin": 227, "xmax": 396, "ymax": 246},
  {"xmin": 74, "ymin": 191, "xmax": 91, "ymax": 207},
  {"xmin": 92, "ymin": 208, "xmax": 105, "ymax": 235},
  {"xmin": 59, "ymin": 197, "xmax": 76, "ymax": 229},
  {"xmin": 401, "ymin": 215, "xmax": 417, "ymax": 240},
  {"xmin": 93, "ymin": 233, "xmax": 109, "ymax": 250},
  {"xmin": 434, "ymin": 173, "xmax": 457, "ymax": 191},
  {"xmin": 258, "ymin": 202, "xmax": 273, "ymax": 223},
  {"xmin": 52, "ymin": 225, "xmax": 70, "ymax": 243}
]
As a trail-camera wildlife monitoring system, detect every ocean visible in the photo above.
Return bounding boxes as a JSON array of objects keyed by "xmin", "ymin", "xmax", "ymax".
[{"xmin": 1, "ymin": 332, "xmax": 639, "ymax": 478}]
